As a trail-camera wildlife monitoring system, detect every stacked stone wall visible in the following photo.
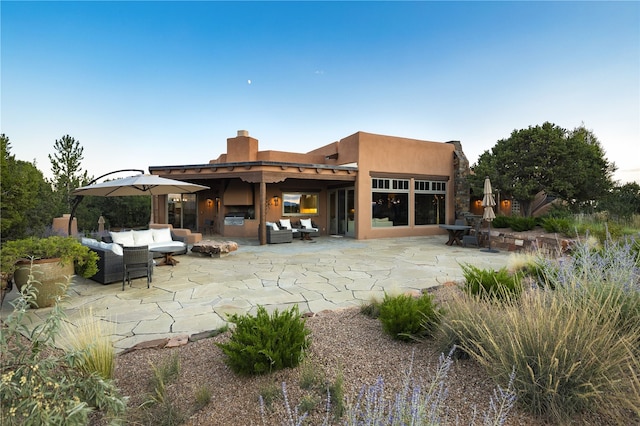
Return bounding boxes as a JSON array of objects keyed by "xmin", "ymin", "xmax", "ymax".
[{"xmin": 446, "ymin": 141, "xmax": 470, "ymax": 217}]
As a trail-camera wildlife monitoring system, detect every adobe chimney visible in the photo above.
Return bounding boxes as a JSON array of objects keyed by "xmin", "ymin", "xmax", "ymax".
[{"xmin": 227, "ymin": 130, "xmax": 258, "ymax": 162}]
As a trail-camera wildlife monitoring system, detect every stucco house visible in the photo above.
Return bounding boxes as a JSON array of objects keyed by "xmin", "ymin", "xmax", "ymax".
[{"xmin": 148, "ymin": 130, "xmax": 471, "ymax": 244}]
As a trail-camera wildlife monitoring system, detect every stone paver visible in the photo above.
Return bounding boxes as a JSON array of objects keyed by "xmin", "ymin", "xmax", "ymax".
[{"xmin": 1, "ymin": 235, "xmax": 510, "ymax": 353}]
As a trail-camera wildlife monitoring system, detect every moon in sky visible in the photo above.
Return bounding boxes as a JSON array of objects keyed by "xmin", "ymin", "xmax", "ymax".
[{"xmin": 247, "ymin": 79, "xmax": 251, "ymax": 85}]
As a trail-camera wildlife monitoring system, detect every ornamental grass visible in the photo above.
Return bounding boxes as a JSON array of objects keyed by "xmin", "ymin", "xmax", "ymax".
[{"xmin": 440, "ymin": 236, "xmax": 640, "ymax": 424}]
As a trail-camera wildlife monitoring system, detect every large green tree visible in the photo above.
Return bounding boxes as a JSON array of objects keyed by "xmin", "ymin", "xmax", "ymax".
[
  {"xmin": 471, "ymin": 122, "xmax": 616, "ymax": 216},
  {"xmin": 1, "ymin": 135, "xmax": 56, "ymax": 241},
  {"xmin": 49, "ymin": 135, "xmax": 91, "ymax": 213}
]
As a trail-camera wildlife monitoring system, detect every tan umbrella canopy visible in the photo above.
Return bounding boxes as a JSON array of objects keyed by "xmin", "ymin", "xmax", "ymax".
[
  {"xmin": 70, "ymin": 173, "xmax": 209, "ymax": 234},
  {"xmin": 73, "ymin": 174, "xmax": 209, "ymax": 197},
  {"xmin": 481, "ymin": 176, "xmax": 499, "ymax": 252}
]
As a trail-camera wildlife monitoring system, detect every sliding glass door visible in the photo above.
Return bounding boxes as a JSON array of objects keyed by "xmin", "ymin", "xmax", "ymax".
[{"xmin": 329, "ymin": 188, "xmax": 355, "ymax": 237}]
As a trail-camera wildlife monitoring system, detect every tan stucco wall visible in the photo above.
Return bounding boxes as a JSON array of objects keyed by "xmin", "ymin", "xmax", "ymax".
[{"xmin": 344, "ymin": 132, "xmax": 455, "ymax": 240}]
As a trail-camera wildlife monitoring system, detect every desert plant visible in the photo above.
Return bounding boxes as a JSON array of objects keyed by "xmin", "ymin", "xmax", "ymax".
[
  {"xmin": 58, "ymin": 307, "xmax": 116, "ymax": 380},
  {"xmin": 378, "ymin": 292, "xmax": 442, "ymax": 341},
  {"xmin": 342, "ymin": 350, "xmax": 517, "ymax": 425},
  {"xmin": 137, "ymin": 353, "xmax": 185, "ymax": 426},
  {"xmin": 443, "ymin": 289, "xmax": 640, "ymax": 421},
  {"xmin": 259, "ymin": 383, "xmax": 282, "ymax": 409},
  {"xmin": 461, "ymin": 264, "xmax": 523, "ymax": 300},
  {"xmin": 359, "ymin": 296, "xmax": 381, "ymax": 319},
  {"xmin": 328, "ymin": 369, "xmax": 345, "ymax": 420},
  {"xmin": 299, "ymin": 359, "xmax": 324, "ymax": 390},
  {"xmin": 0, "ymin": 262, "xmax": 126, "ymax": 425},
  {"xmin": 194, "ymin": 386, "xmax": 212, "ymax": 411},
  {"xmin": 149, "ymin": 352, "xmax": 181, "ymax": 397},
  {"xmin": 216, "ymin": 305, "xmax": 311, "ymax": 375},
  {"xmin": 554, "ymin": 236, "xmax": 640, "ymax": 338}
]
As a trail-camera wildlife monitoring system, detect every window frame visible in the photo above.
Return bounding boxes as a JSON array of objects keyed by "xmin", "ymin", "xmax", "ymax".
[{"xmin": 282, "ymin": 192, "xmax": 320, "ymax": 216}]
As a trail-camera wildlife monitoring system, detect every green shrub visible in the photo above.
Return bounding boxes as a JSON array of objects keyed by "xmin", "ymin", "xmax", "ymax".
[
  {"xmin": 491, "ymin": 215, "xmax": 511, "ymax": 228},
  {"xmin": 216, "ymin": 305, "xmax": 310, "ymax": 375},
  {"xmin": 0, "ymin": 264, "xmax": 126, "ymax": 425},
  {"xmin": 508, "ymin": 216, "xmax": 537, "ymax": 231},
  {"xmin": 378, "ymin": 292, "xmax": 442, "ymax": 341},
  {"xmin": 461, "ymin": 264, "xmax": 523, "ymax": 300},
  {"xmin": 541, "ymin": 217, "xmax": 572, "ymax": 235}
]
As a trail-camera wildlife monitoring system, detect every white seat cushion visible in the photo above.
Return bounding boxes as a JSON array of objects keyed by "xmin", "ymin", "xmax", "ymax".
[
  {"xmin": 266, "ymin": 221, "xmax": 280, "ymax": 231},
  {"xmin": 300, "ymin": 218, "xmax": 317, "ymax": 231},
  {"xmin": 149, "ymin": 241, "xmax": 186, "ymax": 251},
  {"xmin": 279, "ymin": 219, "xmax": 292, "ymax": 230},
  {"xmin": 110, "ymin": 230, "xmax": 135, "ymax": 247}
]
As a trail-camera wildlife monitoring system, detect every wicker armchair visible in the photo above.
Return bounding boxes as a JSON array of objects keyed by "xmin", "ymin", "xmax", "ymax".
[{"xmin": 122, "ymin": 246, "xmax": 153, "ymax": 291}]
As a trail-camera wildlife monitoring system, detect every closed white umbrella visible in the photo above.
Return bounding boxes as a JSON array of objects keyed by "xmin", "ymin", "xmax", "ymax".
[{"xmin": 481, "ymin": 176, "xmax": 499, "ymax": 252}]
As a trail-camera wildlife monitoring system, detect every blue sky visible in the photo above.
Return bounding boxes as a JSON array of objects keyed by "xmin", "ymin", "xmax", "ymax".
[{"xmin": 2, "ymin": 1, "xmax": 639, "ymax": 184}]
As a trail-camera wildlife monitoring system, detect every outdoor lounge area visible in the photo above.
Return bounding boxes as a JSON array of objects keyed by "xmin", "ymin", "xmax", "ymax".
[{"xmin": 81, "ymin": 228, "xmax": 188, "ymax": 284}]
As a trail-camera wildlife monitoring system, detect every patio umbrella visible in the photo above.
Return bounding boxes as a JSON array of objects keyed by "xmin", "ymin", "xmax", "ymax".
[
  {"xmin": 481, "ymin": 176, "xmax": 499, "ymax": 252},
  {"xmin": 73, "ymin": 174, "xmax": 209, "ymax": 197},
  {"xmin": 70, "ymin": 173, "xmax": 209, "ymax": 234}
]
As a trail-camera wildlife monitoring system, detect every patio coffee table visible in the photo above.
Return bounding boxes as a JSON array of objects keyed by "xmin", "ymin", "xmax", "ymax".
[
  {"xmin": 150, "ymin": 246, "xmax": 179, "ymax": 266},
  {"xmin": 298, "ymin": 229, "xmax": 318, "ymax": 241}
]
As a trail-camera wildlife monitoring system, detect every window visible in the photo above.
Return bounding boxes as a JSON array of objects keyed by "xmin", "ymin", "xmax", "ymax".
[
  {"xmin": 415, "ymin": 180, "xmax": 446, "ymax": 225},
  {"xmin": 371, "ymin": 178, "xmax": 409, "ymax": 226},
  {"xmin": 283, "ymin": 193, "xmax": 319, "ymax": 216}
]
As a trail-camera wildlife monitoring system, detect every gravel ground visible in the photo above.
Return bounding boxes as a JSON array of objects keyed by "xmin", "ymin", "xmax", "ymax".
[{"xmin": 105, "ymin": 305, "xmax": 552, "ymax": 426}]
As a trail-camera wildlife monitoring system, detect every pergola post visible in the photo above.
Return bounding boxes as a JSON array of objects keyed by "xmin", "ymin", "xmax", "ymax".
[{"xmin": 259, "ymin": 180, "xmax": 267, "ymax": 245}]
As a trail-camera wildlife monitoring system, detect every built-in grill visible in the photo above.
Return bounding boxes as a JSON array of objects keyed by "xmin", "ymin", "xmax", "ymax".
[{"xmin": 224, "ymin": 212, "xmax": 247, "ymax": 226}]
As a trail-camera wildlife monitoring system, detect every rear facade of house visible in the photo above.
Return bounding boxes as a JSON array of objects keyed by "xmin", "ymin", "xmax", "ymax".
[{"xmin": 148, "ymin": 130, "xmax": 471, "ymax": 244}]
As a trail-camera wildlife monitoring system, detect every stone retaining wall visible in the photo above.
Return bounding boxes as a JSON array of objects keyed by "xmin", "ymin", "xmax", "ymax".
[{"xmin": 483, "ymin": 230, "xmax": 570, "ymax": 257}]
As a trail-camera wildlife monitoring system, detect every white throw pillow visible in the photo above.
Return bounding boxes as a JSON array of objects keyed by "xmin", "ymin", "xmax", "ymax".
[
  {"xmin": 271, "ymin": 223, "xmax": 279, "ymax": 231},
  {"xmin": 81, "ymin": 237, "xmax": 99, "ymax": 247},
  {"xmin": 98, "ymin": 241, "xmax": 123, "ymax": 256},
  {"xmin": 152, "ymin": 227, "xmax": 173, "ymax": 243},
  {"xmin": 279, "ymin": 219, "xmax": 292, "ymax": 230},
  {"xmin": 133, "ymin": 229, "xmax": 155, "ymax": 246},
  {"xmin": 110, "ymin": 230, "xmax": 135, "ymax": 247},
  {"xmin": 300, "ymin": 218, "xmax": 312, "ymax": 229}
]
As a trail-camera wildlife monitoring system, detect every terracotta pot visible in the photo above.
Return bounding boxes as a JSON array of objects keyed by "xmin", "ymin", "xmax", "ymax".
[{"xmin": 13, "ymin": 258, "xmax": 73, "ymax": 308}]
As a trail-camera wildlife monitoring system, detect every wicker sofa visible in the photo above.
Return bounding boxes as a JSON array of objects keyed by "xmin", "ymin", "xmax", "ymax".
[{"xmin": 262, "ymin": 222, "xmax": 294, "ymax": 244}]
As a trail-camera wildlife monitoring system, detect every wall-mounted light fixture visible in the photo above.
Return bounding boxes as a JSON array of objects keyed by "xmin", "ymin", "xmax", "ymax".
[
  {"xmin": 206, "ymin": 198, "xmax": 213, "ymax": 207},
  {"xmin": 272, "ymin": 195, "xmax": 280, "ymax": 207}
]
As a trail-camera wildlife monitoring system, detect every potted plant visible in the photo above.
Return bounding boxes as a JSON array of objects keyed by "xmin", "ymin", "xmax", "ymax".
[{"xmin": 1, "ymin": 236, "xmax": 99, "ymax": 308}]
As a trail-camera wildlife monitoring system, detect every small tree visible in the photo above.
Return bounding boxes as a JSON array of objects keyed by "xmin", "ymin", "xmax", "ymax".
[
  {"xmin": 1, "ymin": 135, "xmax": 56, "ymax": 240},
  {"xmin": 49, "ymin": 135, "xmax": 91, "ymax": 213}
]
